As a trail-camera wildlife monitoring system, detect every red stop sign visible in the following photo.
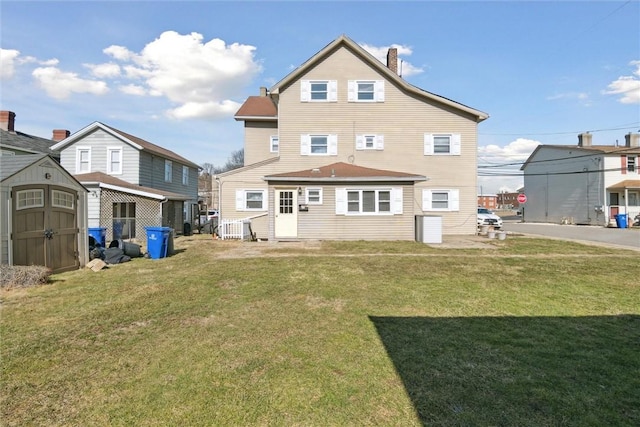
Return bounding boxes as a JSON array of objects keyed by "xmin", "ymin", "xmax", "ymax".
[{"xmin": 517, "ymin": 193, "xmax": 527, "ymax": 204}]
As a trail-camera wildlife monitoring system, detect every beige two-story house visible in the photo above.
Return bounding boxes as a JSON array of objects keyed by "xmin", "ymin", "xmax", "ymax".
[{"xmin": 218, "ymin": 35, "xmax": 488, "ymax": 241}]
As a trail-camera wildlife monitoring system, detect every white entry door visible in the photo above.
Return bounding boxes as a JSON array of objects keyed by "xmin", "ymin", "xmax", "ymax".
[{"xmin": 275, "ymin": 189, "xmax": 297, "ymax": 238}]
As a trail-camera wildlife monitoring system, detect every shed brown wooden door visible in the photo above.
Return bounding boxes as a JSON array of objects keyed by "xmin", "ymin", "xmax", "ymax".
[{"xmin": 12, "ymin": 185, "xmax": 79, "ymax": 273}]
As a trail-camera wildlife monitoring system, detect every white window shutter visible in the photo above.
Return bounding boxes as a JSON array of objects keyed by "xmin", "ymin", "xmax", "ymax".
[
  {"xmin": 424, "ymin": 134, "xmax": 434, "ymax": 155},
  {"xmin": 329, "ymin": 80, "xmax": 338, "ymax": 102},
  {"xmin": 329, "ymin": 135, "xmax": 338, "ymax": 155},
  {"xmin": 392, "ymin": 187, "xmax": 403, "ymax": 214},
  {"xmin": 348, "ymin": 80, "xmax": 356, "ymax": 102},
  {"xmin": 236, "ymin": 190, "xmax": 245, "ymax": 211},
  {"xmin": 301, "ymin": 80, "xmax": 310, "ymax": 102},
  {"xmin": 376, "ymin": 135, "xmax": 384, "ymax": 150},
  {"xmin": 451, "ymin": 134, "xmax": 461, "ymax": 155},
  {"xmin": 261, "ymin": 189, "xmax": 268, "ymax": 211},
  {"xmin": 300, "ymin": 134, "xmax": 310, "ymax": 155},
  {"xmin": 422, "ymin": 189, "xmax": 432, "ymax": 211},
  {"xmin": 355, "ymin": 135, "xmax": 364, "ymax": 150},
  {"xmin": 375, "ymin": 80, "xmax": 385, "ymax": 102},
  {"xmin": 335, "ymin": 188, "xmax": 347, "ymax": 215},
  {"xmin": 450, "ymin": 189, "xmax": 460, "ymax": 211}
]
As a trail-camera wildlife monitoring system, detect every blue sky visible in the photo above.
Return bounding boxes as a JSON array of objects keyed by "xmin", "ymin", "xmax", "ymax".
[{"xmin": 2, "ymin": 0, "xmax": 639, "ymax": 194}]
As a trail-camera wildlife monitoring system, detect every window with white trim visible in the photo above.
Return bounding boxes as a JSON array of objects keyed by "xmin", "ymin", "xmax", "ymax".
[
  {"xmin": 107, "ymin": 147, "xmax": 122, "ymax": 174},
  {"xmin": 424, "ymin": 134, "xmax": 461, "ymax": 155},
  {"xmin": 422, "ymin": 189, "xmax": 460, "ymax": 211},
  {"xmin": 301, "ymin": 80, "xmax": 337, "ymax": 102},
  {"xmin": 356, "ymin": 134, "xmax": 384, "ymax": 150},
  {"xmin": 348, "ymin": 80, "xmax": 384, "ymax": 102},
  {"xmin": 16, "ymin": 189, "xmax": 44, "ymax": 210},
  {"xmin": 236, "ymin": 189, "xmax": 267, "ymax": 211},
  {"xmin": 52, "ymin": 190, "xmax": 74, "ymax": 209},
  {"xmin": 270, "ymin": 136, "xmax": 279, "ymax": 153},
  {"xmin": 629, "ymin": 192, "xmax": 639, "ymax": 206},
  {"xmin": 628, "ymin": 156, "xmax": 636, "ymax": 172},
  {"xmin": 76, "ymin": 147, "xmax": 91, "ymax": 173},
  {"xmin": 306, "ymin": 188, "xmax": 323, "ymax": 205},
  {"xmin": 300, "ymin": 134, "xmax": 338, "ymax": 156},
  {"xmin": 164, "ymin": 160, "xmax": 172, "ymax": 182},
  {"xmin": 182, "ymin": 166, "xmax": 189, "ymax": 185},
  {"xmin": 336, "ymin": 188, "xmax": 402, "ymax": 215}
]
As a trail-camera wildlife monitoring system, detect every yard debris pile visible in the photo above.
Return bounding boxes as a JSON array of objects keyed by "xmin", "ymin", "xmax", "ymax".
[{"xmin": 0, "ymin": 265, "xmax": 51, "ymax": 289}]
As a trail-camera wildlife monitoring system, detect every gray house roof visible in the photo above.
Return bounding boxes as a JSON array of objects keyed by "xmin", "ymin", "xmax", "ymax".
[
  {"xmin": 0, "ymin": 129, "xmax": 59, "ymax": 158},
  {"xmin": 51, "ymin": 122, "xmax": 200, "ymax": 169}
]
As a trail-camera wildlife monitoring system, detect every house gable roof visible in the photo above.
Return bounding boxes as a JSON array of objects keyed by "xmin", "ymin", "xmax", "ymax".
[
  {"xmin": 0, "ymin": 154, "xmax": 84, "ymax": 190},
  {"xmin": 51, "ymin": 122, "xmax": 200, "ymax": 169},
  {"xmin": 268, "ymin": 34, "xmax": 488, "ymax": 122},
  {"xmin": 74, "ymin": 171, "xmax": 191, "ymax": 200},
  {"xmin": 234, "ymin": 96, "xmax": 278, "ymax": 121},
  {"xmin": 0, "ymin": 129, "xmax": 59, "ymax": 157},
  {"xmin": 264, "ymin": 162, "xmax": 427, "ymax": 183},
  {"xmin": 521, "ymin": 144, "xmax": 640, "ymax": 170}
]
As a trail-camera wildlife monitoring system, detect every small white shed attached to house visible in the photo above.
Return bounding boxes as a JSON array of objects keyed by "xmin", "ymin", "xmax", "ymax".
[{"xmin": 1, "ymin": 154, "xmax": 89, "ymax": 273}]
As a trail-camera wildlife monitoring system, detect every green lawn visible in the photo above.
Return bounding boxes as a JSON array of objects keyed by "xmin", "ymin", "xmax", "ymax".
[{"xmin": 2, "ymin": 236, "xmax": 639, "ymax": 426}]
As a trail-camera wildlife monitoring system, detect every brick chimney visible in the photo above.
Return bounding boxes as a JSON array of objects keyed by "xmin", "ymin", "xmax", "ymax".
[
  {"xmin": 0, "ymin": 111, "xmax": 16, "ymax": 132},
  {"xmin": 386, "ymin": 47, "xmax": 398, "ymax": 75},
  {"xmin": 577, "ymin": 132, "xmax": 592, "ymax": 147},
  {"xmin": 52, "ymin": 129, "xmax": 70, "ymax": 141},
  {"xmin": 624, "ymin": 132, "xmax": 640, "ymax": 147}
]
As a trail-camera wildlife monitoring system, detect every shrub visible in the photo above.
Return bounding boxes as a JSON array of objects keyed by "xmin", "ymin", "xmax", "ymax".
[{"xmin": 0, "ymin": 265, "xmax": 51, "ymax": 289}]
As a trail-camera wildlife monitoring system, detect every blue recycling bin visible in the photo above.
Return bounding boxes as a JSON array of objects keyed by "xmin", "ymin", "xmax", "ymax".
[
  {"xmin": 145, "ymin": 227, "xmax": 171, "ymax": 259},
  {"xmin": 88, "ymin": 227, "xmax": 107, "ymax": 247},
  {"xmin": 615, "ymin": 214, "xmax": 628, "ymax": 229}
]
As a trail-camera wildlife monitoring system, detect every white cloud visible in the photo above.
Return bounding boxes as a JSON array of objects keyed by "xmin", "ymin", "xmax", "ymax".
[
  {"xmin": 0, "ymin": 48, "xmax": 20, "ymax": 79},
  {"xmin": 103, "ymin": 45, "xmax": 133, "ymax": 61},
  {"xmin": 103, "ymin": 31, "xmax": 262, "ymax": 119},
  {"xmin": 85, "ymin": 62, "xmax": 121, "ymax": 78},
  {"xmin": 166, "ymin": 99, "xmax": 242, "ymax": 120},
  {"xmin": 32, "ymin": 67, "xmax": 109, "ymax": 99},
  {"xmin": 360, "ymin": 42, "xmax": 424, "ymax": 77},
  {"xmin": 119, "ymin": 84, "xmax": 146, "ymax": 96},
  {"xmin": 477, "ymin": 138, "xmax": 542, "ymax": 194},
  {"xmin": 602, "ymin": 60, "xmax": 640, "ymax": 104}
]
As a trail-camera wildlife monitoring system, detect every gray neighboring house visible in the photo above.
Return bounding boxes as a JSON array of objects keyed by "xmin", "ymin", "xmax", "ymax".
[
  {"xmin": 521, "ymin": 132, "xmax": 640, "ymax": 226},
  {"xmin": 51, "ymin": 122, "xmax": 200, "ymax": 243},
  {"xmin": 0, "ymin": 110, "xmax": 68, "ymax": 159}
]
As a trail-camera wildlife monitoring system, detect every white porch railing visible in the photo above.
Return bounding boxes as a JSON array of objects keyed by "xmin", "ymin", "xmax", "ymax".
[{"xmin": 218, "ymin": 213, "xmax": 266, "ymax": 240}]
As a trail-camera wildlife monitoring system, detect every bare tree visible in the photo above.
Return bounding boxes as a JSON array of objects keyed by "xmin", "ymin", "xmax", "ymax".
[{"xmin": 222, "ymin": 149, "xmax": 244, "ymax": 172}]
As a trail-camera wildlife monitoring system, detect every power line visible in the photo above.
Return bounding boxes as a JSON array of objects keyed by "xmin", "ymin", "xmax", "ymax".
[{"xmin": 479, "ymin": 124, "xmax": 640, "ymax": 137}]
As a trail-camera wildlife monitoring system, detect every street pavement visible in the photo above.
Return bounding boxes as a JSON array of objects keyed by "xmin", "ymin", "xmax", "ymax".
[{"xmin": 501, "ymin": 219, "xmax": 640, "ymax": 252}]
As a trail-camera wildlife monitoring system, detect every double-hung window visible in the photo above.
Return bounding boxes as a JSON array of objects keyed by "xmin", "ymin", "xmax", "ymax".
[
  {"xmin": 182, "ymin": 166, "xmax": 189, "ymax": 185},
  {"xmin": 336, "ymin": 188, "xmax": 402, "ymax": 215},
  {"xmin": 76, "ymin": 147, "xmax": 91, "ymax": 173},
  {"xmin": 422, "ymin": 189, "xmax": 460, "ymax": 211},
  {"xmin": 424, "ymin": 133, "xmax": 461, "ymax": 155},
  {"xmin": 107, "ymin": 147, "xmax": 122, "ymax": 174},
  {"xmin": 301, "ymin": 134, "xmax": 338, "ymax": 156},
  {"xmin": 236, "ymin": 189, "xmax": 267, "ymax": 211},
  {"xmin": 628, "ymin": 156, "xmax": 636, "ymax": 173},
  {"xmin": 300, "ymin": 80, "xmax": 337, "ymax": 102},
  {"xmin": 270, "ymin": 136, "xmax": 279, "ymax": 153},
  {"xmin": 356, "ymin": 134, "xmax": 384, "ymax": 150},
  {"xmin": 164, "ymin": 160, "xmax": 172, "ymax": 182},
  {"xmin": 348, "ymin": 80, "xmax": 384, "ymax": 102}
]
